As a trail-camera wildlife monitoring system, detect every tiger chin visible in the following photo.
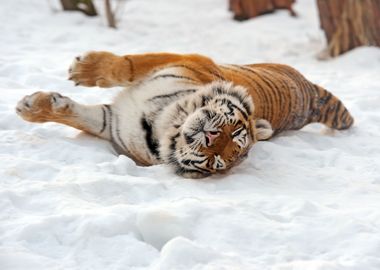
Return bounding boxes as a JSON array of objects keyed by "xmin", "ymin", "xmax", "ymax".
[{"xmin": 16, "ymin": 51, "xmax": 354, "ymax": 179}]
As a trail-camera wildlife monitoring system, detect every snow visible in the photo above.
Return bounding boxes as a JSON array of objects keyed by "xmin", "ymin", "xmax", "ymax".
[{"xmin": 1, "ymin": 0, "xmax": 380, "ymax": 269}]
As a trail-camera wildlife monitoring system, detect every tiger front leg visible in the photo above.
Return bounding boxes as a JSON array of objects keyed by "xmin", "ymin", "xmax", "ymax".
[
  {"xmin": 16, "ymin": 91, "xmax": 112, "ymax": 140},
  {"xmin": 69, "ymin": 51, "xmax": 132, "ymax": 88}
]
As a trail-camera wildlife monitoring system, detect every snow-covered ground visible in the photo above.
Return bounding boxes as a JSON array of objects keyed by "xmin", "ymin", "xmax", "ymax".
[{"xmin": 1, "ymin": 0, "xmax": 380, "ymax": 269}]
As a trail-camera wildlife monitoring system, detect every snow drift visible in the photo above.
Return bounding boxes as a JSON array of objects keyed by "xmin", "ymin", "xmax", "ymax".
[{"xmin": 1, "ymin": 0, "xmax": 380, "ymax": 269}]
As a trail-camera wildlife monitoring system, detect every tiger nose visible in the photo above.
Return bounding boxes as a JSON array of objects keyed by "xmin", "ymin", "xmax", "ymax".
[{"xmin": 205, "ymin": 131, "xmax": 220, "ymax": 146}]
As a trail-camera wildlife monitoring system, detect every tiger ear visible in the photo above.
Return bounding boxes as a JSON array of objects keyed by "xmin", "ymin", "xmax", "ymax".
[{"xmin": 255, "ymin": 119, "xmax": 273, "ymax": 141}]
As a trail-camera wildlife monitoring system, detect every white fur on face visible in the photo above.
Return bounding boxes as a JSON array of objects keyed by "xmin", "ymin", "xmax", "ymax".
[
  {"xmin": 159, "ymin": 82, "xmax": 257, "ymax": 177},
  {"xmin": 213, "ymin": 155, "xmax": 226, "ymax": 170},
  {"xmin": 232, "ymin": 126, "xmax": 249, "ymax": 148}
]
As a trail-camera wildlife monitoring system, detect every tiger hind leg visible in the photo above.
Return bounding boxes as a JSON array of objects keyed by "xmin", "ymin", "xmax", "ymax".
[
  {"xmin": 310, "ymin": 85, "xmax": 354, "ymax": 130},
  {"xmin": 68, "ymin": 52, "xmax": 131, "ymax": 88},
  {"xmin": 16, "ymin": 91, "xmax": 112, "ymax": 140}
]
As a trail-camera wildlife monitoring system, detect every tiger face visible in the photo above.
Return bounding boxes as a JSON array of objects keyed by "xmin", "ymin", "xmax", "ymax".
[{"xmin": 164, "ymin": 82, "xmax": 273, "ymax": 179}]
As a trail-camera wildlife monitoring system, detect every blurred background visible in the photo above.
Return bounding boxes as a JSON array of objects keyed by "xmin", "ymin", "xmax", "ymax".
[{"xmin": 54, "ymin": 0, "xmax": 380, "ymax": 59}]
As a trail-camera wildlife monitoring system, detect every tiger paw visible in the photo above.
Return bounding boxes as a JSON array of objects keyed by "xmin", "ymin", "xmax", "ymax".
[
  {"xmin": 16, "ymin": 92, "xmax": 74, "ymax": 122},
  {"xmin": 68, "ymin": 51, "xmax": 130, "ymax": 88}
]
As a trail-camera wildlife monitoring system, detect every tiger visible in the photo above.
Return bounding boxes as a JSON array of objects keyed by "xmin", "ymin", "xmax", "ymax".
[{"xmin": 16, "ymin": 52, "xmax": 354, "ymax": 178}]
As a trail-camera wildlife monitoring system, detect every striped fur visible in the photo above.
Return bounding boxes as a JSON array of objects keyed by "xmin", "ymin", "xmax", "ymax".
[{"xmin": 16, "ymin": 52, "xmax": 354, "ymax": 178}]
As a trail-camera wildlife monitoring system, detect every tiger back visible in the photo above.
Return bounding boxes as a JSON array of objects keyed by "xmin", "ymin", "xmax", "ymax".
[{"xmin": 219, "ymin": 63, "xmax": 354, "ymax": 134}]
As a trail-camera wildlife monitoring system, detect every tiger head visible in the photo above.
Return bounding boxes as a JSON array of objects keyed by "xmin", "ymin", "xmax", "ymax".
[{"xmin": 161, "ymin": 82, "xmax": 273, "ymax": 179}]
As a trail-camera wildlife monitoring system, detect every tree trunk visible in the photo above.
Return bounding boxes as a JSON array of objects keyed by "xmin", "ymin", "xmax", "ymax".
[
  {"xmin": 229, "ymin": 0, "xmax": 296, "ymax": 21},
  {"xmin": 60, "ymin": 0, "xmax": 98, "ymax": 16},
  {"xmin": 317, "ymin": 0, "xmax": 380, "ymax": 57},
  {"xmin": 104, "ymin": 0, "xmax": 117, "ymax": 28}
]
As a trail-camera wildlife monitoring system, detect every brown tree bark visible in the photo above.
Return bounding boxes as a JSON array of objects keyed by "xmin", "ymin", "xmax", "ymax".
[
  {"xmin": 60, "ymin": 0, "xmax": 98, "ymax": 16},
  {"xmin": 104, "ymin": 0, "xmax": 117, "ymax": 28},
  {"xmin": 229, "ymin": 0, "xmax": 296, "ymax": 21},
  {"xmin": 317, "ymin": 0, "xmax": 380, "ymax": 57}
]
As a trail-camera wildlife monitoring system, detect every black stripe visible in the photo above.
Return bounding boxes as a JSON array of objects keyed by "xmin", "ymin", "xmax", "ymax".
[
  {"xmin": 201, "ymin": 95, "xmax": 212, "ymax": 106},
  {"xmin": 322, "ymin": 105, "xmax": 333, "ymax": 124},
  {"xmin": 115, "ymin": 114, "xmax": 129, "ymax": 152},
  {"xmin": 228, "ymin": 100, "xmax": 249, "ymax": 120},
  {"xmin": 203, "ymin": 109, "xmax": 216, "ymax": 120},
  {"xmin": 184, "ymin": 133, "xmax": 195, "ymax": 144},
  {"xmin": 181, "ymin": 158, "xmax": 207, "ymax": 166},
  {"xmin": 332, "ymin": 101, "xmax": 342, "ymax": 129},
  {"xmin": 99, "ymin": 106, "xmax": 107, "ymax": 133},
  {"xmin": 232, "ymin": 65, "xmax": 259, "ymax": 76},
  {"xmin": 124, "ymin": 56, "xmax": 134, "ymax": 81},
  {"xmin": 232, "ymin": 126, "xmax": 244, "ymax": 137},
  {"xmin": 105, "ymin": 104, "xmax": 131, "ymax": 155},
  {"xmin": 168, "ymin": 132, "xmax": 180, "ymax": 163},
  {"xmin": 226, "ymin": 91, "xmax": 252, "ymax": 116},
  {"xmin": 212, "ymin": 115, "xmax": 224, "ymax": 127},
  {"xmin": 189, "ymin": 151, "xmax": 207, "ymax": 158},
  {"xmin": 176, "ymin": 104, "xmax": 188, "ymax": 116},
  {"xmin": 105, "ymin": 105, "xmax": 122, "ymax": 155},
  {"xmin": 141, "ymin": 116, "xmax": 160, "ymax": 159},
  {"xmin": 340, "ymin": 109, "xmax": 350, "ymax": 129},
  {"xmin": 211, "ymin": 82, "xmax": 252, "ymax": 116},
  {"xmin": 319, "ymin": 92, "xmax": 332, "ymax": 106},
  {"xmin": 150, "ymin": 74, "xmax": 197, "ymax": 81},
  {"xmin": 313, "ymin": 86, "xmax": 324, "ymax": 122},
  {"xmin": 341, "ymin": 109, "xmax": 349, "ymax": 124},
  {"xmin": 192, "ymin": 164, "xmax": 212, "ymax": 174},
  {"xmin": 176, "ymin": 168, "xmax": 211, "ymax": 177},
  {"xmin": 181, "ymin": 158, "xmax": 212, "ymax": 174},
  {"xmin": 200, "ymin": 65, "xmax": 225, "ymax": 81},
  {"xmin": 342, "ymin": 108, "xmax": 353, "ymax": 128},
  {"xmin": 149, "ymin": 89, "xmax": 197, "ymax": 101},
  {"xmin": 214, "ymin": 86, "xmax": 224, "ymax": 95},
  {"xmin": 215, "ymin": 97, "xmax": 249, "ymax": 121},
  {"xmin": 168, "ymin": 64, "xmax": 225, "ymax": 81},
  {"xmin": 104, "ymin": 104, "xmax": 113, "ymax": 139}
]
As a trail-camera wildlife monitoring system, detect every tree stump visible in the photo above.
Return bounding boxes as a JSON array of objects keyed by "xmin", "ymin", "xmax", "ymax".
[
  {"xmin": 229, "ymin": 0, "xmax": 296, "ymax": 21},
  {"xmin": 317, "ymin": 0, "xmax": 380, "ymax": 57},
  {"xmin": 60, "ymin": 0, "xmax": 98, "ymax": 16}
]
